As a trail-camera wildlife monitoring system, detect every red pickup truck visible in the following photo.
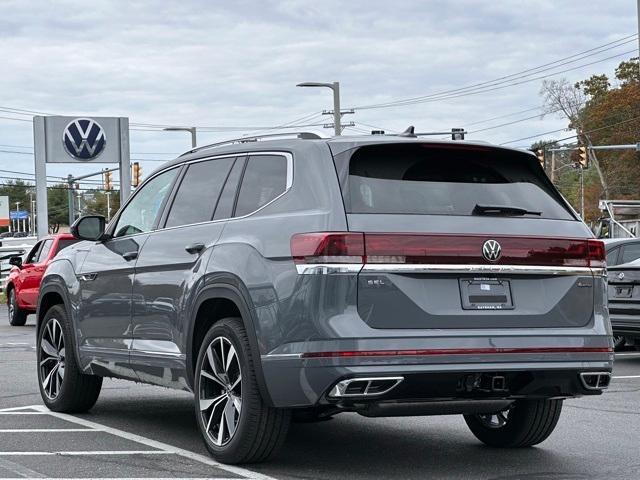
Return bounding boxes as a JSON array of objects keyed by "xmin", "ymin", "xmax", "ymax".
[{"xmin": 5, "ymin": 233, "xmax": 78, "ymax": 326}]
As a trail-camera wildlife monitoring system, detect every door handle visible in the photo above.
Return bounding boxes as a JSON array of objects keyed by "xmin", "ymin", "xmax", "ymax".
[
  {"xmin": 122, "ymin": 251, "xmax": 138, "ymax": 261},
  {"xmin": 185, "ymin": 242, "xmax": 205, "ymax": 254}
]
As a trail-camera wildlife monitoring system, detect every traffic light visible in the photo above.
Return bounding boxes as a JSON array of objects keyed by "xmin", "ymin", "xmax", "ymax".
[
  {"xmin": 578, "ymin": 146, "xmax": 588, "ymax": 168},
  {"xmin": 103, "ymin": 170, "xmax": 112, "ymax": 190},
  {"xmin": 132, "ymin": 162, "xmax": 142, "ymax": 187},
  {"xmin": 536, "ymin": 149, "xmax": 545, "ymax": 167}
]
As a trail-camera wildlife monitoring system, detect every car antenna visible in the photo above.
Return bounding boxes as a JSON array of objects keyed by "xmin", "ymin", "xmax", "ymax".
[{"xmin": 398, "ymin": 125, "xmax": 416, "ymax": 138}]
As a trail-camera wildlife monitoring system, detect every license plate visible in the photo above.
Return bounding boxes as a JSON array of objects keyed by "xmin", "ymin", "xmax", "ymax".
[
  {"xmin": 615, "ymin": 286, "xmax": 633, "ymax": 298},
  {"xmin": 459, "ymin": 278, "xmax": 514, "ymax": 310}
]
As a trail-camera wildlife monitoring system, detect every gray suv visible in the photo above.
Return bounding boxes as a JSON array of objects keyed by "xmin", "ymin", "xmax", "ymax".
[{"xmin": 36, "ymin": 132, "xmax": 613, "ymax": 464}]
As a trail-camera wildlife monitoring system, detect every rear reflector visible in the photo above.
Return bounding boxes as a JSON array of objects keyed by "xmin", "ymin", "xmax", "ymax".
[
  {"xmin": 291, "ymin": 233, "xmax": 606, "ymax": 268},
  {"xmin": 301, "ymin": 347, "xmax": 612, "ymax": 359}
]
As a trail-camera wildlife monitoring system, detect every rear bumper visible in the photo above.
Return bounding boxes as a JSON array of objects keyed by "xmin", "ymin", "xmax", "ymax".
[{"xmin": 261, "ymin": 339, "xmax": 614, "ymax": 408}]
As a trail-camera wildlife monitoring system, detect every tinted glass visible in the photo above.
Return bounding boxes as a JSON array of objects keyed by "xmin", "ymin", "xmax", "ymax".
[
  {"xmin": 114, "ymin": 168, "xmax": 178, "ymax": 237},
  {"xmin": 25, "ymin": 241, "xmax": 42, "ymax": 264},
  {"xmin": 213, "ymin": 158, "xmax": 244, "ymax": 220},
  {"xmin": 346, "ymin": 144, "xmax": 573, "ymax": 220},
  {"xmin": 57, "ymin": 239, "xmax": 79, "ymax": 253},
  {"xmin": 235, "ymin": 155, "xmax": 287, "ymax": 217},
  {"xmin": 165, "ymin": 157, "xmax": 235, "ymax": 228},
  {"xmin": 36, "ymin": 240, "xmax": 53, "ymax": 263},
  {"xmin": 606, "ymin": 247, "xmax": 619, "ymax": 266},
  {"xmin": 621, "ymin": 243, "xmax": 640, "ymax": 264}
]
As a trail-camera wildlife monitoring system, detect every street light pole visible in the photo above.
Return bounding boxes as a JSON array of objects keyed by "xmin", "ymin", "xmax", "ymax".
[
  {"xmin": 14, "ymin": 202, "xmax": 20, "ymax": 233},
  {"xmin": 297, "ymin": 81, "xmax": 343, "ymax": 136},
  {"xmin": 163, "ymin": 127, "xmax": 197, "ymax": 148}
]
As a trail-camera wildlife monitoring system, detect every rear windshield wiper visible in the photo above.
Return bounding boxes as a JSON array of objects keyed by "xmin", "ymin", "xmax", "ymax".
[{"xmin": 473, "ymin": 204, "xmax": 542, "ymax": 216}]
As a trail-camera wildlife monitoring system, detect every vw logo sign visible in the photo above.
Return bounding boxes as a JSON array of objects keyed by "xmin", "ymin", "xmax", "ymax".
[
  {"xmin": 62, "ymin": 118, "xmax": 106, "ymax": 161},
  {"xmin": 618, "ymin": 272, "xmax": 625, "ymax": 280},
  {"xmin": 482, "ymin": 239, "xmax": 502, "ymax": 262}
]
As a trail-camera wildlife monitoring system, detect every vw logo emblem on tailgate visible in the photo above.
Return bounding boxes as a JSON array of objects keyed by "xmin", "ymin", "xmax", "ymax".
[
  {"xmin": 482, "ymin": 239, "xmax": 502, "ymax": 262},
  {"xmin": 63, "ymin": 118, "xmax": 106, "ymax": 160}
]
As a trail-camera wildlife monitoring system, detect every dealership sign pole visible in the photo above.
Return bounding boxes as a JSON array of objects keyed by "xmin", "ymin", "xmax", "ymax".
[{"xmin": 33, "ymin": 116, "xmax": 130, "ymax": 238}]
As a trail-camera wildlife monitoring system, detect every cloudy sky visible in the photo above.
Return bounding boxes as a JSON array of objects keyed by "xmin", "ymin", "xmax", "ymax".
[{"xmin": 0, "ymin": 0, "xmax": 637, "ymax": 187}]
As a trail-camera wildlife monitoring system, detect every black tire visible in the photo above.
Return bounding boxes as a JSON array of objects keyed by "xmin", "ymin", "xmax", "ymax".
[
  {"xmin": 37, "ymin": 304, "xmax": 102, "ymax": 413},
  {"xmin": 613, "ymin": 335, "xmax": 626, "ymax": 351},
  {"xmin": 464, "ymin": 399, "xmax": 562, "ymax": 448},
  {"xmin": 8, "ymin": 288, "xmax": 28, "ymax": 326},
  {"xmin": 194, "ymin": 317, "xmax": 290, "ymax": 464}
]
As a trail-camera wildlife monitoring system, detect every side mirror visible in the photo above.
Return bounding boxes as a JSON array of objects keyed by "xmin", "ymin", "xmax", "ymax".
[
  {"xmin": 71, "ymin": 215, "xmax": 107, "ymax": 241},
  {"xmin": 9, "ymin": 256, "xmax": 22, "ymax": 268}
]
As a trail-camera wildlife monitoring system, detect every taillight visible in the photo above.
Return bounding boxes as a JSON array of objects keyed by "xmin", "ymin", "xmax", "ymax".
[
  {"xmin": 291, "ymin": 232, "xmax": 365, "ymax": 264},
  {"xmin": 586, "ymin": 239, "xmax": 606, "ymax": 268},
  {"xmin": 291, "ymin": 232, "xmax": 605, "ymax": 268}
]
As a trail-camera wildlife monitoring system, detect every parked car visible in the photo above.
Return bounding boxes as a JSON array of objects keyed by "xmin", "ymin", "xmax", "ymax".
[
  {"xmin": 603, "ymin": 238, "xmax": 640, "ymax": 348},
  {"xmin": 607, "ymin": 258, "xmax": 640, "ymax": 350},
  {"xmin": 36, "ymin": 133, "xmax": 613, "ymax": 464},
  {"xmin": 5, "ymin": 233, "xmax": 78, "ymax": 326}
]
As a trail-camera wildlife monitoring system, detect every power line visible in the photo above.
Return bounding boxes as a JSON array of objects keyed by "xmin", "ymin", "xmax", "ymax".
[
  {"xmin": 351, "ymin": 35, "xmax": 638, "ymax": 110},
  {"xmin": 499, "ymin": 112, "xmax": 640, "ymax": 145},
  {"xmin": 353, "ymin": 49, "xmax": 636, "ymax": 111}
]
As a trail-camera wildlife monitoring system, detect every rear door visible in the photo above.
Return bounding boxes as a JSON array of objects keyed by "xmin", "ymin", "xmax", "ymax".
[
  {"xmin": 332, "ymin": 142, "xmax": 599, "ymax": 330},
  {"xmin": 130, "ymin": 155, "xmax": 239, "ymax": 388}
]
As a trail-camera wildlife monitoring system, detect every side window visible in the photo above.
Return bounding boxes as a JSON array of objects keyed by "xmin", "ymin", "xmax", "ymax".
[
  {"xmin": 37, "ymin": 240, "xmax": 53, "ymax": 263},
  {"xmin": 621, "ymin": 243, "xmax": 640, "ymax": 264},
  {"xmin": 113, "ymin": 168, "xmax": 178, "ymax": 237},
  {"xmin": 606, "ymin": 247, "xmax": 619, "ymax": 266},
  {"xmin": 25, "ymin": 241, "xmax": 43, "ymax": 264},
  {"xmin": 213, "ymin": 157, "xmax": 245, "ymax": 220},
  {"xmin": 165, "ymin": 157, "xmax": 235, "ymax": 228},
  {"xmin": 234, "ymin": 155, "xmax": 287, "ymax": 217}
]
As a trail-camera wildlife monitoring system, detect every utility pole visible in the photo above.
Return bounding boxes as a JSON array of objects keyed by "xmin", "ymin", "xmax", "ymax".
[
  {"xmin": 105, "ymin": 191, "xmax": 112, "ymax": 221},
  {"xmin": 551, "ymin": 150, "xmax": 556, "ymax": 183},
  {"xmin": 637, "ymin": 0, "xmax": 640, "ymax": 77},
  {"xmin": 67, "ymin": 174, "xmax": 75, "ymax": 226},
  {"xmin": 297, "ymin": 82, "xmax": 352, "ymax": 136}
]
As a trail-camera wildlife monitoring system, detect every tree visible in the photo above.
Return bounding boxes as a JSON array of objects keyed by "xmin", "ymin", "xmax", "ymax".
[
  {"xmin": 83, "ymin": 190, "xmax": 120, "ymax": 219},
  {"xmin": 575, "ymin": 74, "xmax": 610, "ymax": 101},
  {"xmin": 47, "ymin": 184, "xmax": 69, "ymax": 233},
  {"xmin": 540, "ymin": 78, "xmax": 609, "ymax": 197},
  {"xmin": 0, "ymin": 180, "xmax": 34, "ymax": 215},
  {"xmin": 615, "ymin": 57, "xmax": 639, "ymax": 85}
]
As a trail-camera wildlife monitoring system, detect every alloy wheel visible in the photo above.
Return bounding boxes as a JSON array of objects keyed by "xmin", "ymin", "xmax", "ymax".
[
  {"xmin": 199, "ymin": 336, "xmax": 242, "ymax": 447},
  {"xmin": 39, "ymin": 318, "xmax": 65, "ymax": 399}
]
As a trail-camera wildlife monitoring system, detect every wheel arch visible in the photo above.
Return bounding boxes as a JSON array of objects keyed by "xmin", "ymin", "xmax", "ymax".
[{"xmin": 187, "ymin": 277, "xmax": 274, "ymax": 406}]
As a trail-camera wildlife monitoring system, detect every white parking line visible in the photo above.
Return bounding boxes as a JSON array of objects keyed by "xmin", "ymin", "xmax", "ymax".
[
  {"xmin": 0, "ymin": 450, "xmax": 172, "ymax": 456},
  {"xmin": 0, "ymin": 428, "xmax": 97, "ymax": 433},
  {"xmin": 14, "ymin": 404, "xmax": 279, "ymax": 480},
  {"xmin": 615, "ymin": 352, "xmax": 640, "ymax": 357},
  {"xmin": 613, "ymin": 375, "xmax": 640, "ymax": 379}
]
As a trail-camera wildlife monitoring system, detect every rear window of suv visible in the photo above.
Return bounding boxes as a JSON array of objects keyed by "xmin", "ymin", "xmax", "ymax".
[{"xmin": 344, "ymin": 143, "xmax": 574, "ymax": 220}]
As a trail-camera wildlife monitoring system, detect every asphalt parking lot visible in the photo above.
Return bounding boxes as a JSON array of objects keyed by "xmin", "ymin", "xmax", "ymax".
[{"xmin": 1, "ymin": 310, "xmax": 639, "ymax": 480}]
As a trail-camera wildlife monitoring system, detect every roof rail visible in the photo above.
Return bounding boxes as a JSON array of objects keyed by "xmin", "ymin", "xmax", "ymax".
[{"xmin": 180, "ymin": 131, "xmax": 327, "ymax": 156}]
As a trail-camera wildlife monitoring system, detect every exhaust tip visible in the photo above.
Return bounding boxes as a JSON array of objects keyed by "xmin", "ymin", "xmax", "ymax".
[
  {"xmin": 579, "ymin": 372, "xmax": 611, "ymax": 391},
  {"xmin": 329, "ymin": 376, "xmax": 404, "ymax": 398}
]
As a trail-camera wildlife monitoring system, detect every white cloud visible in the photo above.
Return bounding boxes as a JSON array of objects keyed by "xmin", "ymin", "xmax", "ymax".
[{"xmin": 0, "ymin": 0, "xmax": 636, "ymax": 182}]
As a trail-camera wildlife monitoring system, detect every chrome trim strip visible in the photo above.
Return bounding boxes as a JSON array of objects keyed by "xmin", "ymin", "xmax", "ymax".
[
  {"xmin": 579, "ymin": 371, "xmax": 611, "ymax": 390},
  {"xmin": 297, "ymin": 263, "xmax": 601, "ymax": 276},
  {"xmin": 328, "ymin": 376, "xmax": 404, "ymax": 398},
  {"xmin": 261, "ymin": 353, "xmax": 303, "ymax": 360},
  {"xmin": 296, "ymin": 263, "xmax": 363, "ymax": 275}
]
